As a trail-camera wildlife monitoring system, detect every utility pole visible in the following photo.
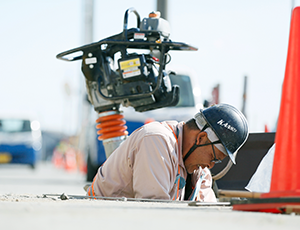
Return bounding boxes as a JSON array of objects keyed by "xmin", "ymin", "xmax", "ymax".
[
  {"xmin": 84, "ymin": 0, "xmax": 94, "ymax": 44},
  {"xmin": 77, "ymin": 0, "xmax": 94, "ymax": 151},
  {"xmin": 241, "ymin": 75, "xmax": 247, "ymax": 118},
  {"xmin": 157, "ymin": 0, "xmax": 168, "ymax": 20}
]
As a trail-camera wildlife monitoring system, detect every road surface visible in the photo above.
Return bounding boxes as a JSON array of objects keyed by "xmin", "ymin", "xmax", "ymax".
[{"xmin": 0, "ymin": 162, "xmax": 300, "ymax": 230}]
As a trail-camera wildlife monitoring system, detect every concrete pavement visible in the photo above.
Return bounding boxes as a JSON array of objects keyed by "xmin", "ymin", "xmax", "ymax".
[{"xmin": 1, "ymin": 162, "xmax": 300, "ymax": 230}]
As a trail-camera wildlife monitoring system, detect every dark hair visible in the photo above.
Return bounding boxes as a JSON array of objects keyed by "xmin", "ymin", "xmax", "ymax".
[{"xmin": 185, "ymin": 118, "xmax": 199, "ymax": 131}]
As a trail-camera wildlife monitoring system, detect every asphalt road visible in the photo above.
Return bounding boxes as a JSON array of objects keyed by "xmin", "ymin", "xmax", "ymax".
[{"xmin": 1, "ymin": 162, "xmax": 300, "ymax": 230}]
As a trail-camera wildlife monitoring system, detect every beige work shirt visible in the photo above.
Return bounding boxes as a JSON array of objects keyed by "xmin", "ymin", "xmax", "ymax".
[{"xmin": 87, "ymin": 120, "xmax": 216, "ymax": 201}]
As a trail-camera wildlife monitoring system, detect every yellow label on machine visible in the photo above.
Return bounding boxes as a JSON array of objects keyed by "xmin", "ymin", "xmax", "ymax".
[{"xmin": 119, "ymin": 58, "xmax": 140, "ymax": 70}]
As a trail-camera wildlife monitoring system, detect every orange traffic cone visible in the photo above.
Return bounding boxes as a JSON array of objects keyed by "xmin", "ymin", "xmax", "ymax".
[
  {"xmin": 264, "ymin": 124, "xmax": 270, "ymax": 133},
  {"xmin": 261, "ymin": 6, "xmax": 300, "ymax": 198},
  {"xmin": 52, "ymin": 150, "xmax": 63, "ymax": 168},
  {"xmin": 233, "ymin": 7, "xmax": 300, "ymax": 213},
  {"xmin": 64, "ymin": 148, "xmax": 77, "ymax": 172}
]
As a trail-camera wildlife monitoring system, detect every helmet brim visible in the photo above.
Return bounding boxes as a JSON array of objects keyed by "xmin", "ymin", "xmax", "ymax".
[{"xmin": 226, "ymin": 148, "xmax": 237, "ymax": 164}]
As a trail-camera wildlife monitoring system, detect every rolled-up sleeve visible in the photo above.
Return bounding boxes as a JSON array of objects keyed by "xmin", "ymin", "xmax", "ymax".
[{"xmin": 132, "ymin": 135, "xmax": 176, "ymax": 199}]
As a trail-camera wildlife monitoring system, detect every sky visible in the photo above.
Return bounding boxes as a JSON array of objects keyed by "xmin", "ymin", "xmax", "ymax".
[{"xmin": 0, "ymin": 0, "xmax": 299, "ymax": 135}]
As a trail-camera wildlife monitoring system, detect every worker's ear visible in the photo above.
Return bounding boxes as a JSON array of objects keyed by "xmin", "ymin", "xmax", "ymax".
[{"xmin": 196, "ymin": 131, "xmax": 207, "ymax": 145}]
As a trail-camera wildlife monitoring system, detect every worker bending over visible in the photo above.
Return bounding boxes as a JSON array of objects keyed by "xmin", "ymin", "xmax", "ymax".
[{"xmin": 87, "ymin": 103, "xmax": 249, "ymax": 201}]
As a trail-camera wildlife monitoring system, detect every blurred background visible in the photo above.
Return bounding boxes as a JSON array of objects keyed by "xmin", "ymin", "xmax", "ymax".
[{"xmin": 0, "ymin": 0, "xmax": 299, "ymax": 176}]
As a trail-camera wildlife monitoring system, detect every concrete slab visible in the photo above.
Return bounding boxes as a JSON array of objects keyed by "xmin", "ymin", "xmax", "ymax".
[
  {"xmin": 1, "ymin": 193, "xmax": 300, "ymax": 230},
  {"xmin": 1, "ymin": 162, "xmax": 300, "ymax": 230}
]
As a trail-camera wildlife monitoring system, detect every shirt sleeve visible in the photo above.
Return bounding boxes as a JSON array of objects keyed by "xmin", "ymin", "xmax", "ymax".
[{"xmin": 132, "ymin": 134, "xmax": 177, "ymax": 199}]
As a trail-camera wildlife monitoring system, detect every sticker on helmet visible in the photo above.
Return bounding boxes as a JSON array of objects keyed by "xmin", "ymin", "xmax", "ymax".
[{"xmin": 217, "ymin": 119, "xmax": 237, "ymax": 132}]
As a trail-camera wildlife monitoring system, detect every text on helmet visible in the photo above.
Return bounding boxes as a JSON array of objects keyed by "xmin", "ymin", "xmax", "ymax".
[{"xmin": 217, "ymin": 119, "xmax": 237, "ymax": 132}]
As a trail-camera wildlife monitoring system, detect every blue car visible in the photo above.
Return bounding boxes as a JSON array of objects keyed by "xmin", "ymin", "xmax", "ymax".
[{"xmin": 0, "ymin": 116, "xmax": 42, "ymax": 168}]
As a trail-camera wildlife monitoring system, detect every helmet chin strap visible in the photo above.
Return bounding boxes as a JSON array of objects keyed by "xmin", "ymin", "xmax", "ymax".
[
  {"xmin": 183, "ymin": 123, "xmax": 209, "ymax": 162},
  {"xmin": 183, "ymin": 139, "xmax": 199, "ymax": 162}
]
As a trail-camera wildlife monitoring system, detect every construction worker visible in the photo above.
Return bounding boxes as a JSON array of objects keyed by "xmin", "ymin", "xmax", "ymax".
[{"xmin": 87, "ymin": 103, "xmax": 249, "ymax": 201}]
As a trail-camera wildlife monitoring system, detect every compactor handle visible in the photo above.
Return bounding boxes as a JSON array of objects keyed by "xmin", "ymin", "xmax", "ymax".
[{"xmin": 123, "ymin": 8, "xmax": 141, "ymax": 40}]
